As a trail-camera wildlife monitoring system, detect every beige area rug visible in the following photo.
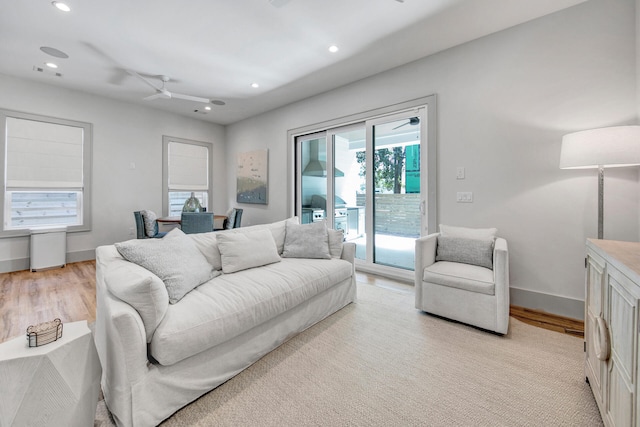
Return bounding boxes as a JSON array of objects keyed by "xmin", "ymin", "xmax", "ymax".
[{"xmin": 95, "ymin": 283, "xmax": 603, "ymax": 427}]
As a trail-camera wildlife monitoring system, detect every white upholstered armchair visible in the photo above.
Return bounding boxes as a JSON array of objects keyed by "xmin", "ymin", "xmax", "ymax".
[{"xmin": 414, "ymin": 226, "xmax": 509, "ymax": 335}]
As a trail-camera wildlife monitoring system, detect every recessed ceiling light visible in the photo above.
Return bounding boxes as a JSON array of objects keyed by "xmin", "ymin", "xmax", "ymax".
[
  {"xmin": 40, "ymin": 46, "xmax": 69, "ymax": 59},
  {"xmin": 328, "ymin": 45, "xmax": 339, "ymax": 53},
  {"xmin": 251, "ymin": 83, "xmax": 260, "ymax": 88},
  {"xmin": 204, "ymin": 106, "xmax": 211, "ymax": 111},
  {"xmin": 45, "ymin": 62, "xmax": 58, "ymax": 69},
  {"xmin": 52, "ymin": 1, "xmax": 71, "ymax": 12}
]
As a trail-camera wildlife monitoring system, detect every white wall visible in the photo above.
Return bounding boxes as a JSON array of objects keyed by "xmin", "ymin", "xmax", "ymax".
[
  {"xmin": 0, "ymin": 74, "xmax": 227, "ymax": 269},
  {"xmin": 226, "ymin": 0, "xmax": 638, "ymax": 318}
]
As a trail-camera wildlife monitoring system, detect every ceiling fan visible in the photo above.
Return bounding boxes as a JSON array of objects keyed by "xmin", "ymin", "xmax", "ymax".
[
  {"xmin": 393, "ymin": 116, "xmax": 420, "ymax": 130},
  {"xmin": 127, "ymin": 70, "xmax": 211, "ymax": 103}
]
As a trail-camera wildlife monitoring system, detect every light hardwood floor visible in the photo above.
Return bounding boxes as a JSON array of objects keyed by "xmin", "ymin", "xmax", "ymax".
[
  {"xmin": 0, "ymin": 261, "xmax": 583, "ymax": 343},
  {"xmin": 0, "ymin": 261, "xmax": 96, "ymax": 343}
]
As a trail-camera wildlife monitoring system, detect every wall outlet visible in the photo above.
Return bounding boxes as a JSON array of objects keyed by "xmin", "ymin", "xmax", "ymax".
[
  {"xmin": 456, "ymin": 167, "xmax": 465, "ymax": 180},
  {"xmin": 129, "ymin": 227, "xmax": 134, "ymax": 236},
  {"xmin": 456, "ymin": 192, "xmax": 473, "ymax": 203}
]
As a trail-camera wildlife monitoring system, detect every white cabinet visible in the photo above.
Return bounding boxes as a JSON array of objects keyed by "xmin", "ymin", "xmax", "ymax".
[{"xmin": 586, "ymin": 239, "xmax": 640, "ymax": 426}]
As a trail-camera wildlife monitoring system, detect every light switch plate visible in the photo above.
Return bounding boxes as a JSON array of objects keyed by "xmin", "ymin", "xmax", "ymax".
[{"xmin": 456, "ymin": 192, "xmax": 473, "ymax": 203}]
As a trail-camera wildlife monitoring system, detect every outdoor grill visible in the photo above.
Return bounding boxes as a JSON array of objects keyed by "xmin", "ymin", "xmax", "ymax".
[{"xmin": 310, "ymin": 195, "xmax": 348, "ymax": 232}]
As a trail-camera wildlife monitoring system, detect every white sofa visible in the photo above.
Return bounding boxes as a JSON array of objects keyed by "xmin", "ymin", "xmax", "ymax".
[
  {"xmin": 414, "ymin": 227, "xmax": 509, "ymax": 335},
  {"xmin": 94, "ymin": 218, "xmax": 356, "ymax": 427}
]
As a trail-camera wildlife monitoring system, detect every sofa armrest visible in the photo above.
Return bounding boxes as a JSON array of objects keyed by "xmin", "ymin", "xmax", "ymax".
[
  {"xmin": 95, "ymin": 246, "xmax": 151, "ymax": 423},
  {"xmin": 415, "ymin": 233, "xmax": 438, "ymax": 269},
  {"xmin": 414, "ymin": 233, "xmax": 439, "ymax": 308},
  {"xmin": 493, "ymin": 237, "xmax": 510, "ymax": 334},
  {"xmin": 340, "ymin": 242, "xmax": 355, "ymax": 264}
]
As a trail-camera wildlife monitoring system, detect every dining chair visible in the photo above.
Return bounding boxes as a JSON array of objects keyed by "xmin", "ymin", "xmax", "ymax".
[
  {"xmin": 134, "ymin": 211, "xmax": 166, "ymax": 239},
  {"xmin": 180, "ymin": 212, "xmax": 214, "ymax": 234},
  {"xmin": 216, "ymin": 208, "xmax": 243, "ymax": 231}
]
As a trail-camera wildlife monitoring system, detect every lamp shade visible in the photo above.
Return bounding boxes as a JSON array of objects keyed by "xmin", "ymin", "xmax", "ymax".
[{"xmin": 560, "ymin": 126, "xmax": 640, "ymax": 169}]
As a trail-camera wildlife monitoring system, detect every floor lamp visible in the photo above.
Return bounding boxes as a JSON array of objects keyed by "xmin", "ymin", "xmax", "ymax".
[{"xmin": 560, "ymin": 126, "xmax": 640, "ymax": 239}]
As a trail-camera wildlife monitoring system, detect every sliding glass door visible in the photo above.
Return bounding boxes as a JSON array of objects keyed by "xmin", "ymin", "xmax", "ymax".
[
  {"xmin": 294, "ymin": 98, "xmax": 436, "ymax": 278},
  {"xmin": 370, "ymin": 114, "xmax": 422, "ymax": 270}
]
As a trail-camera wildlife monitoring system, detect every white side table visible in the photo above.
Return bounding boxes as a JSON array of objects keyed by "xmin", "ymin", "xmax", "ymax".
[{"xmin": 0, "ymin": 320, "xmax": 102, "ymax": 427}]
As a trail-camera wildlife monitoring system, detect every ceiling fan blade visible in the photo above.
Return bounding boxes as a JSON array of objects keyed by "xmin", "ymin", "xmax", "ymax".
[
  {"xmin": 143, "ymin": 93, "xmax": 163, "ymax": 101},
  {"xmin": 170, "ymin": 92, "xmax": 211, "ymax": 103},
  {"xmin": 126, "ymin": 69, "xmax": 162, "ymax": 92},
  {"xmin": 143, "ymin": 91, "xmax": 171, "ymax": 101},
  {"xmin": 108, "ymin": 68, "xmax": 129, "ymax": 85}
]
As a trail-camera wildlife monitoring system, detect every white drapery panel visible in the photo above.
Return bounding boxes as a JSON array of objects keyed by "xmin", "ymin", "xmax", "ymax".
[
  {"xmin": 168, "ymin": 141, "xmax": 209, "ymax": 191},
  {"xmin": 6, "ymin": 117, "xmax": 84, "ymax": 189}
]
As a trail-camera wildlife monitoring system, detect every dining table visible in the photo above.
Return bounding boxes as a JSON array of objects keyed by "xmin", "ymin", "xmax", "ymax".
[{"xmin": 157, "ymin": 215, "xmax": 227, "ymax": 231}]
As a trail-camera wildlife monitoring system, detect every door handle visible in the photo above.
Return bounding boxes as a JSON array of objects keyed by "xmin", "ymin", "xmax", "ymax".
[{"xmin": 594, "ymin": 315, "xmax": 610, "ymax": 361}]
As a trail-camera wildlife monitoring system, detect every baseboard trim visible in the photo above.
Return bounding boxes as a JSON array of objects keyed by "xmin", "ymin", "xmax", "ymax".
[
  {"xmin": 355, "ymin": 263, "xmax": 414, "ymax": 284},
  {"xmin": 0, "ymin": 258, "xmax": 29, "ymax": 273},
  {"xmin": 0, "ymin": 249, "xmax": 96, "ymax": 273},
  {"xmin": 510, "ymin": 286, "xmax": 584, "ymax": 321},
  {"xmin": 67, "ymin": 249, "xmax": 95, "ymax": 264}
]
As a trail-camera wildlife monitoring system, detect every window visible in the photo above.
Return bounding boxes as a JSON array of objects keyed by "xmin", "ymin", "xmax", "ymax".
[
  {"xmin": 0, "ymin": 110, "xmax": 92, "ymax": 236},
  {"xmin": 162, "ymin": 136, "xmax": 213, "ymax": 216}
]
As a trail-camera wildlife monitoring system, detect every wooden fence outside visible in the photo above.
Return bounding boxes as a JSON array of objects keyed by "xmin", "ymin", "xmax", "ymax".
[{"xmin": 355, "ymin": 193, "xmax": 421, "ymax": 237}]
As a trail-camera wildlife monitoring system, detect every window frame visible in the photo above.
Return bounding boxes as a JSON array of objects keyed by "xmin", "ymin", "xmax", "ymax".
[
  {"xmin": 162, "ymin": 136, "xmax": 213, "ymax": 217},
  {"xmin": 0, "ymin": 109, "xmax": 92, "ymax": 237}
]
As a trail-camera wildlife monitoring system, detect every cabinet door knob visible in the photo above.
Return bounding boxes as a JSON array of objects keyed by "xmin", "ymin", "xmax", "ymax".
[{"xmin": 594, "ymin": 316, "xmax": 611, "ymax": 361}]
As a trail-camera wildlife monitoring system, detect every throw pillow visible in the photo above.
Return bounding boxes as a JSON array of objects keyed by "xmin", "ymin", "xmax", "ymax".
[
  {"xmin": 104, "ymin": 262, "xmax": 169, "ymax": 342},
  {"xmin": 216, "ymin": 228, "xmax": 281, "ymax": 273},
  {"xmin": 439, "ymin": 224, "xmax": 497, "ymax": 240},
  {"xmin": 435, "ymin": 236, "xmax": 494, "ymax": 269},
  {"xmin": 189, "ymin": 231, "xmax": 222, "ymax": 270},
  {"xmin": 225, "ymin": 208, "xmax": 237, "ymax": 230},
  {"xmin": 328, "ymin": 228, "xmax": 344, "ymax": 259},
  {"xmin": 141, "ymin": 210, "xmax": 158, "ymax": 237},
  {"xmin": 272, "ymin": 216, "xmax": 298, "ymax": 254},
  {"xmin": 115, "ymin": 228, "xmax": 218, "ymax": 304},
  {"xmin": 282, "ymin": 221, "xmax": 331, "ymax": 259}
]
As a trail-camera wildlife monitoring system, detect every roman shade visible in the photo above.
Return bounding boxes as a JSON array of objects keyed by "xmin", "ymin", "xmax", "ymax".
[
  {"xmin": 6, "ymin": 117, "xmax": 84, "ymax": 189},
  {"xmin": 168, "ymin": 141, "xmax": 208, "ymax": 191}
]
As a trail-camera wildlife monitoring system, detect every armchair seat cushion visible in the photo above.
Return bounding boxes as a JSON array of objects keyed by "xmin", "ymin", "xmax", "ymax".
[{"xmin": 423, "ymin": 261, "xmax": 494, "ymax": 295}]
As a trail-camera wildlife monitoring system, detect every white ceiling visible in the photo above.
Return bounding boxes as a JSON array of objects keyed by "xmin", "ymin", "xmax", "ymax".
[{"xmin": 1, "ymin": 0, "xmax": 586, "ymax": 125}]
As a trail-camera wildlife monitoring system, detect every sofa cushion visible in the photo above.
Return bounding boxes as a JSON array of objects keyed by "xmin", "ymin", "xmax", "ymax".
[
  {"xmin": 115, "ymin": 228, "xmax": 217, "ymax": 304},
  {"xmin": 423, "ymin": 261, "xmax": 494, "ymax": 295},
  {"xmin": 439, "ymin": 224, "xmax": 497, "ymax": 240},
  {"xmin": 436, "ymin": 236, "xmax": 494, "ymax": 269},
  {"xmin": 189, "ymin": 231, "xmax": 221, "ymax": 270},
  {"xmin": 328, "ymin": 228, "xmax": 344, "ymax": 259},
  {"xmin": 282, "ymin": 221, "xmax": 331, "ymax": 259},
  {"xmin": 189, "ymin": 217, "xmax": 300, "ymax": 271},
  {"xmin": 104, "ymin": 261, "xmax": 169, "ymax": 342},
  {"xmin": 150, "ymin": 257, "xmax": 354, "ymax": 366},
  {"xmin": 216, "ymin": 229, "xmax": 281, "ymax": 273}
]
